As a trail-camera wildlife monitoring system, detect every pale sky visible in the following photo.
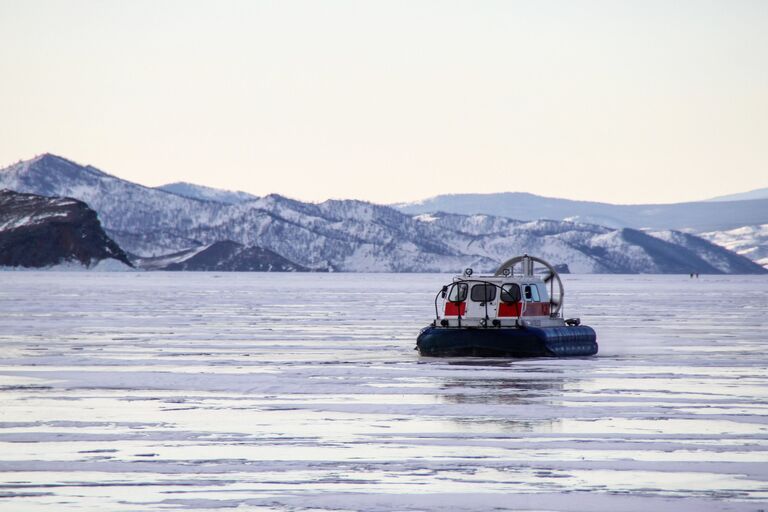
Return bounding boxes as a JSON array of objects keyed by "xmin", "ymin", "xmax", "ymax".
[{"xmin": 1, "ymin": 0, "xmax": 766, "ymax": 205}]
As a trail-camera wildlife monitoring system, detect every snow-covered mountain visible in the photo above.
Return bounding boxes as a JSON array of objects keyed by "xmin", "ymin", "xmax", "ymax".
[
  {"xmin": 0, "ymin": 189, "xmax": 132, "ymax": 269},
  {"xmin": 1, "ymin": 154, "xmax": 765, "ymax": 274},
  {"xmin": 394, "ymin": 192, "xmax": 768, "ymax": 232},
  {"xmin": 0, "ymin": 154, "xmax": 228, "ymax": 255},
  {"xmin": 408, "ymin": 212, "xmax": 764, "ymax": 274},
  {"xmin": 157, "ymin": 182, "xmax": 259, "ymax": 204}
]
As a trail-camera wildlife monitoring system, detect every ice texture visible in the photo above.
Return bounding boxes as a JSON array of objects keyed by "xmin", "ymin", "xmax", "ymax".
[{"xmin": 0, "ymin": 273, "xmax": 766, "ymax": 511}]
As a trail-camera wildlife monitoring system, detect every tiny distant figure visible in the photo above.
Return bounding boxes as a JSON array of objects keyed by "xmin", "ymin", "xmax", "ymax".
[
  {"xmin": 696, "ymin": 273, "xmax": 700, "ymax": 278},
  {"xmin": 690, "ymin": 273, "xmax": 694, "ymax": 278}
]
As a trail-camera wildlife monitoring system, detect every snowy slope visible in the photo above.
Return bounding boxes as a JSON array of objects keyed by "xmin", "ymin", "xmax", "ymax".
[
  {"xmin": 132, "ymin": 244, "xmax": 211, "ymax": 270},
  {"xmin": 157, "ymin": 182, "xmax": 259, "ymax": 204},
  {"xmin": 648, "ymin": 230, "xmax": 767, "ymax": 274},
  {"xmin": 698, "ymin": 224, "xmax": 768, "ymax": 269}
]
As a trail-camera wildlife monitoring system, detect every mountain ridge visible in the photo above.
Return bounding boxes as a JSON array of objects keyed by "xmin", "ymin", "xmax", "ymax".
[
  {"xmin": 1, "ymin": 154, "xmax": 765, "ymax": 274},
  {"xmin": 393, "ymin": 192, "xmax": 768, "ymax": 232},
  {"xmin": 707, "ymin": 187, "xmax": 768, "ymax": 202}
]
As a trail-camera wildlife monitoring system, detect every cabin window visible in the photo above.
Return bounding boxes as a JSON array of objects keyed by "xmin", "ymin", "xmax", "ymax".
[
  {"xmin": 523, "ymin": 284, "xmax": 540, "ymax": 302},
  {"xmin": 501, "ymin": 283, "xmax": 521, "ymax": 303},
  {"xmin": 470, "ymin": 283, "xmax": 496, "ymax": 302},
  {"xmin": 447, "ymin": 282, "xmax": 468, "ymax": 302}
]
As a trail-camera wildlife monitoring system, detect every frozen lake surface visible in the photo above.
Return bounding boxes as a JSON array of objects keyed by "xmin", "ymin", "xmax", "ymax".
[{"xmin": 0, "ymin": 272, "xmax": 766, "ymax": 511}]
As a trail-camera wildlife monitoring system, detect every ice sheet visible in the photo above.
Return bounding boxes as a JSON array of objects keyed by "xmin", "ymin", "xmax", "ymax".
[{"xmin": 0, "ymin": 273, "xmax": 766, "ymax": 511}]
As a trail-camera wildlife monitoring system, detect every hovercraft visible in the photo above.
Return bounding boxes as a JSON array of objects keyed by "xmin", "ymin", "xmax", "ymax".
[{"xmin": 417, "ymin": 255, "xmax": 597, "ymax": 357}]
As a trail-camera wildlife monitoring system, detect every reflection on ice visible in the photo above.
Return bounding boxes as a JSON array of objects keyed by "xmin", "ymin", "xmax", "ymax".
[{"xmin": 0, "ymin": 273, "xmax": 767, "ymax": 511}]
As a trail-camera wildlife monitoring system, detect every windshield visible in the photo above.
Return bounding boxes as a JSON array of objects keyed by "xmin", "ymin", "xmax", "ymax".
[
  {"xmin": 470, "ymin": 283, "xmax": 496, "ymax": 302},
  {"xmin": 447, "ymin": 282, "xmax": 468, "ymax": 302},
  {"xmin": 501, "ymin": 283, "xmax": 521, "ymax": 303}
]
